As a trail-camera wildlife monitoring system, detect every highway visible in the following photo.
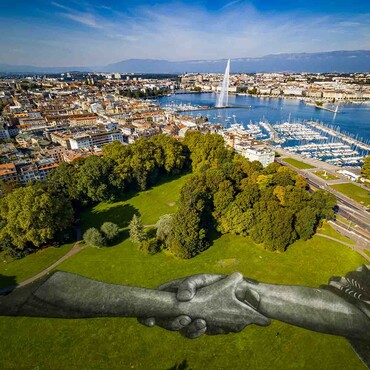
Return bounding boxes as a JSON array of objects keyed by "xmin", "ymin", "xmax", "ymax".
[{"xmin": 275, "ymin": 157, "xmax": 370, "ymax": 238}]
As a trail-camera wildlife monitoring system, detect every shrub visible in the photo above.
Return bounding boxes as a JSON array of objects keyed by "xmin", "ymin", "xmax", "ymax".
[
  {"xmin": 100, "ymin": 222, "xmax": 120, "ymax": 241},
  {"xmin": 139, "ymin": 238, "xmax": 160, "ymax": 255},
  {"xmin": 83, "ymin": 228, "xmax": 106, "ymax": 247}
]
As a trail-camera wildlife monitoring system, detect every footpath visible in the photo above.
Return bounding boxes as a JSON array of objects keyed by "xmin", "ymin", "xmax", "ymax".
[{"xmin": 0, "ymin": 227, "xmax": 87, "ymax": 295}]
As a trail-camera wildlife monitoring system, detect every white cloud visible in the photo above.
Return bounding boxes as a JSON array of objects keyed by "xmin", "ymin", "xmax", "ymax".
[
  {"xmin": 1, "ymin": 3, "xmax": 370, "ymax": 66},
  {"xmin": 221, "ymin": 0, "xmax": 243, "ymax": 10}
]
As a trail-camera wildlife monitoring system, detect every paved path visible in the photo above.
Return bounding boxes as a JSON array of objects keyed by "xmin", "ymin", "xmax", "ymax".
[
  {"xmin": 18, "ymin": 243, "xmax": 87, "ymax": 288},
  {"xmin": 0, "ymin": 227, "xmax": 87, "ymax": 294}
]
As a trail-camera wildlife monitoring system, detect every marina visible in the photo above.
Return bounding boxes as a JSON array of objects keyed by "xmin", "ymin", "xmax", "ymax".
[{"xmin": 159, "ymin": 93, "xmax": 370, "ymax": 168}]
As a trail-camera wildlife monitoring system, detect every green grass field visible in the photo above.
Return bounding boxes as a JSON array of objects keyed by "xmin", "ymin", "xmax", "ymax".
[
  {"xmin": 330, "ymin": 183, "xmax": 370, "ymax": 207},
  {"xmin": 80, "ymin": 173, "xmax": 191, "ymax": 232},
  {"xmin": 283, "ymin": 158, "xmax": 315, "ymax": 169},
  {"xmin": 314, "ymin": 171, "xmax": 339, "ymax": 181},
  {"xmin": 317, "ymin": 222, "xmax": 356, "ymax": 245},
  {"xmin": 0, "ymin": 244, "xmax": 74, "ymax": 288},
  {"xmin": 0, "ymin": 174, "xmax": 367, "ymax": 370}
]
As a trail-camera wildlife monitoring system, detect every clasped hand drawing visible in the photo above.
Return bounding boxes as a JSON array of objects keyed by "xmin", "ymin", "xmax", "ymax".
[
  {"xmin": 0, "ymin": 266, "xmax": 369, "ymax": 367},
  {"xmin": 138, "ymin": 273, "xmax": 270, "ymax": 338}
]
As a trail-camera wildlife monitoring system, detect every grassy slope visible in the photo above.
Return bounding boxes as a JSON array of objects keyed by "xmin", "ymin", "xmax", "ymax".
[
  {"xmin": 330, "ymin": 183, "xmax": 370, "ymax": 207},
  {"xmin": 283, "ymin": 158, "xmax": 315, "ymax": 169},
  {"xmin": 0, "ymin": 244, "xmax": 74, "ymax": 288},
  {"xmin": 0, "ymin": 174, "xmax": 367, "ymax": 370},
  {"xmin": 318, "ymin": 221, "xmax": 355, "ymax": 245},
  {"xmin": 80, "ymin": 174, "xmax": 191, "ymax": 232}
]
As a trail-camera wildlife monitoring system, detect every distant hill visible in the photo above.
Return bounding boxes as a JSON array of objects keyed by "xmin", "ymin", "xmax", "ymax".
[
  {"xmin": 104, "ymin": 51, "xmax": 370, "ymax": 73},
  {"xmin": 1, "ymin": 50, "xmax": 370, "ymax": 74},
  {"xmin": 0, "ymin": 64, "xmax": 92, "ymax": 74}
]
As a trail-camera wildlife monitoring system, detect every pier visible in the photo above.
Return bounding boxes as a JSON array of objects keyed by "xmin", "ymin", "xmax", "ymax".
[
  {"xmin": 305, "ymin": 102, "xmax": 338, "ymax": 113},
  {"xmin": 175, "ymin": 105, "xmax": 252, "ymax": 113},
  {"xmin": 316, "ymin": 105, "xmax": 339, "ymax": 113},
  {"xmin": 306, "ymin": 121, "xmax": 370, "ymax": 152}
]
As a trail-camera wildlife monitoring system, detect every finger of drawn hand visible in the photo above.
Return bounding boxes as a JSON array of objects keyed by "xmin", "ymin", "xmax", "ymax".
[
  {"xmin": 180, "ymin": 318, "xmax": 207, "ymax": 339},
  {"xmin": 158, "ymin": 274, "xmax": 227, "ymax": 301}
]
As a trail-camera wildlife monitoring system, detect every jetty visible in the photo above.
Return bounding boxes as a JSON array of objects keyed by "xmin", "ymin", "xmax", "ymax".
[
  {"xmin": 305, "ymin": 101, "xmax": 339, "ymax": 113},
  {"xmin": 306, "ymin": 121, "xmax": 370, "ymax": 152},
  {"xmin": 175, "ymin": 105, "xmax": 252, "ymax": 113}
]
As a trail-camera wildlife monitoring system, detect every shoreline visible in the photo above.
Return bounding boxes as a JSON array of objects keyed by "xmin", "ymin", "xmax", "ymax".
[{"xmin": 173, "ymin": 91, "xmax": 370, "ymax": 105}]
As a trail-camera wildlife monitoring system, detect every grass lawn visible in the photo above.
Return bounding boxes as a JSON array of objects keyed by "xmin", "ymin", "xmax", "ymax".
[
  {"xmin": 314, "ymin": 171, "xmax": 339, "ymax": 181},
  {"xmin": 0, "ymin": 243, "xmax": 74, "ymax": 288},
  {"xmin": 317, "ymin": 221, "xmax": 355, "ymax": 245},
  {"xmin": 0, "ymin": 172, "xmax": 367, "ymax": 369},
  {"xmin": 80, "ymin": 173, "xmax": 191, "ymax": 232},
  {"xmin": 283, "ymin": 157, "xmax": 315, "ymax": 170},
  {"xmin": 330, "ymin": 183, "xmax": 370, "ymax": 207}
]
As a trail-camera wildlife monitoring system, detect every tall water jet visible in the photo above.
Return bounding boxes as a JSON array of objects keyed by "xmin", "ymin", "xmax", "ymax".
[{"xmin": 216, "ymin": 59, "xmax": 230, "ymax": 108}]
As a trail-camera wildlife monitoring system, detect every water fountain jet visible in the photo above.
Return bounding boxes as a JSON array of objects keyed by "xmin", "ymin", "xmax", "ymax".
[{"xmin": 216, "ymin": 59, "xmax": 230, "ymax": 108}]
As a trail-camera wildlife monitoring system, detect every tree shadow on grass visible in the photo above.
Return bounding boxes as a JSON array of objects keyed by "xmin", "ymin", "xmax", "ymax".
[
  {"xmin": 110, "ymin": 171, "xmax": 190, "ymax": 204},
  {"xmin": 147, "ymin": 171, "xmax": 191, "ymax": 191},
  {"xmin": 0, "ymin": 274, "xmax": 17, "ymax": 294},
  {"xmin": 207, "ymin": 225, "xmax": 223, "ymax": 248},
  {"xmin": 167, "ymin": 360, "xmax": 192, "ymax": 370},
  {"xmin": 85, "ymin": 204, "xmax": 140, "ymax": 231},
  {"xmin": 107, "ymin": 229, "xmax": 130, "ymax": 246}
]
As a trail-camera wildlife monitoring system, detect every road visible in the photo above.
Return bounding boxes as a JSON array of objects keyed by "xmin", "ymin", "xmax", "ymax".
[{"xmin": 275, "ymin": 156, "xmax": 370, "ymax": 241}]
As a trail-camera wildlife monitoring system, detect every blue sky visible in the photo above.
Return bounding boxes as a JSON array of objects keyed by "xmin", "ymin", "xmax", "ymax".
[{"xmin": 1, "ymin": 0, "xmax": 370, "ymax": 66}]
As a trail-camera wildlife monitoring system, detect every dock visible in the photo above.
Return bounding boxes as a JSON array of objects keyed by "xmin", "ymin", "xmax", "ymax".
[
  {"xmin": 315, "ymin": 105, "xmax": 339, "ymax": 113},
  {"xmin": 306, "ymin": 121, "xmax": 370, "ymax": 152},
  {"xmin": 176, "ymin": 105, "xmax": 252, "ymax": 113},
  {"xmin": 305, "ymin": 102, "xmax": 338, "ymax": 113}
]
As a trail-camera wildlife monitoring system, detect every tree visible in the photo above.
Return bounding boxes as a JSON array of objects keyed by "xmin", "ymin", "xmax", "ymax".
[
  {"xmin": 47, "ymin": 161, "xmax": 80, "ymax": 201},
  {"xmin": 183, "ymin": 131, "xmax": 232, "ymax": 171},
  {"xmin": 311, "ymin": 190, "xmax": 336, "ymax": 220},
  {"xmin": 213, "ymin": 180, "xmax": 235, "ymax": 216},
  {"xmin": 149, "ymin": 135, "xmax": 187, "ymax": 174},
  {"xmin": 76, "ymin": 156, "xmax": 119, "ymax": 203},
  {"xmin": 0, "ymin": 180, "xmax": 20, "ymax": 197},
  {"xmin": 362, "ymin": 155, "xmax": 370, "ymax": 180},
  {"xmin": 156, "ymin": 214, "xmax": 174, "ymax": 245},
  {"xmin": 102, "ymin": 141, "xmax": 134, "ymax": 187},
  {"xmin": 295, "ymin": 174, "xmax": 308, "ymax": 189},
  {"xmin": 250, "ymin": 200, "xmax": 296, "ymax": 251},
  {"xmin": 83, "ymin": 228, "xmax": 106, "ymax": 247},
  {"xmin": 217, "ymin": 203, "xmax": 253, "ymax": 235},
  {"xmin": 0, "ymin": 185, "xmax": 73, "ymax": 250},
  {"xmin": 129, "ymin": 214, "xmax": 146, "ymax": 244},
  {"xmin": 129, "ymin": 139, "xmax": 162, "ymax": 190},
  {"xmin": 294, "ymin": 206, "xmax": 317, "ymax": 240},
  {"xmin": 167, "ymin": 206, "xmax": 208, "ymax": 259},
  {"xmin": 100, "ymin": 222, "xmax": 119, "ymax": 241}
]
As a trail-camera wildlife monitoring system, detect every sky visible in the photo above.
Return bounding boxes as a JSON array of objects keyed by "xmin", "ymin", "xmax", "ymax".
[{"xmin": 1, "ymin": 0, "xmax": 370, "ymax": 66}]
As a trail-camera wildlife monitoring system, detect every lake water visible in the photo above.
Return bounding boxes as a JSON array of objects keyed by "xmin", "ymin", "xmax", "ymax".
[{"xmin": 158, "ymin": 93, "xmax": 370, "ymax": 142}]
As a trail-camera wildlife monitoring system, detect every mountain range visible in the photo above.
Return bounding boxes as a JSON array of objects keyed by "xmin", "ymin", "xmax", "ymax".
[{"xmin": 1, "ymin": 50, "xmax": 370, "ymax": 74}]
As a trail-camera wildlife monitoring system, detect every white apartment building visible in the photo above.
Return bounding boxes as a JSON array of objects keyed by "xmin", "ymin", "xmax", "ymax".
[
  {"xmin": 69, "ymin": 131, "xmax": 124, "ymax": 150},
  {"xmin": 238, "ymin": 146, "xmax": 275, "ymax": 167}
]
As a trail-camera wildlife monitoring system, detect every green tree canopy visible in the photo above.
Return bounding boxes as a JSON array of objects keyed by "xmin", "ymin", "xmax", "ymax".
[
  {"xmin": 362, "ymin": 155, "xmax": 370, "ymax": 180},
  {"xmin": 156, "ymin": 214, "xmax": 174, "ymax": 245},
  {"xmin": 100, "ymin": 222, "xmax": 120, "ymax": 241},
  {"xmin": 183, "ymin": 131, "xmax": 232, "ymax": 171},
  {"xmin": 0, "ymin": 185, "xmax": 73, "ymax": 250},
  {"xmin": 83, "ymin": 228, "xmax": 106, "ymax": 247},
  {"xmin": 129, "ymin": 214, "xmax": 146, "ymax": 244}
]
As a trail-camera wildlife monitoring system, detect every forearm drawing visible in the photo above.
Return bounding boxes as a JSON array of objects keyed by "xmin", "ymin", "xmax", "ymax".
[{"xmin": 0, "ymin": 265, "xmax": 369, "ymax": 367}]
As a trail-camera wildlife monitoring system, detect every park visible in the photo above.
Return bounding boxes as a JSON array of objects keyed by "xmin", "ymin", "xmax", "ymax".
[{"xmin": 0, "ymin": 172, "xmax": 367, "ymax": 369}]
